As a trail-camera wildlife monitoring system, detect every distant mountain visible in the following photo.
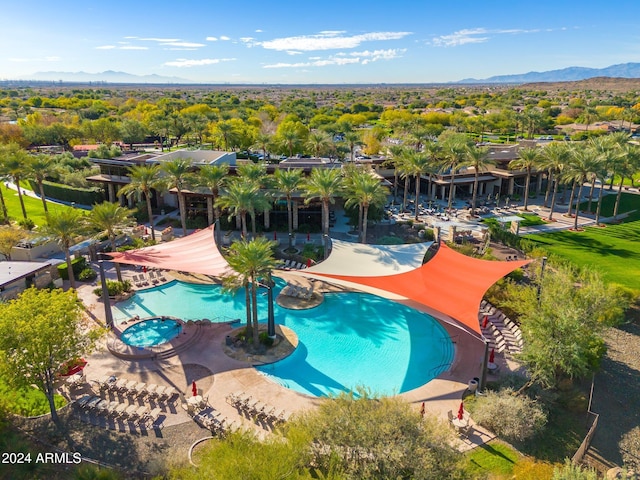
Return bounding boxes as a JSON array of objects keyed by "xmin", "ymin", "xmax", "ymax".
[
  {"xmin": 27, "ymin": 70, "xmax": 191, "ymax": 84},
  {"xmin": 459, "ymin": 62, "xmax": 640, "ymax": 84}
]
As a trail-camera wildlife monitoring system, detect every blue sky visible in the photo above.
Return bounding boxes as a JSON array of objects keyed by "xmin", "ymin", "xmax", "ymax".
[{"xmin": 2, "ymin": 0, "xmax": 639, "ymax": 84}]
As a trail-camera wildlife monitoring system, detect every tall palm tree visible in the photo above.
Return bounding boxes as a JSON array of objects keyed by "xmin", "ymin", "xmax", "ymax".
[
  {"xmin": 44, "ymin": 209, "xmax": 87, "ymax": 289},
  {"xmin": 343, "ymin": 167, "xmax": 389, "ymax": 243},
  {"xmin": 274, "ymin": 168, "xmax": 304, "ymax": 248},
  {"xmin": 252, "ymin": 132, "xmax": 273, "ymax": 161},
  {"xmin": 307, "ymin": 131, "xmax": 331, "ymax": 158},
  {"xmin": 439, "ymin": 134, "xmax": 470, "ymax": 211},
  {"xmin": 563, "ymin": 146, "xmax": 597, "ymax": 230},
  {"xmin": 88, "ymin": 202, "xmax": 135, "ymax": 282},
  {"xmin": 216, "ymin": 178, "xmax": 258, "ymax": 238},
  {"xmin": 117, "ymin": 164, "xmax": 164, "ymax": 241},
  {"xmin": 302, "ymin": 168, "xmax": 343, "ymax": 236},
  {"xmin": 224, "ymin": 237, "xmax": 277, "ymax": 346},
  {"xmin": 213, "ymin": 121, "xmax": 237, "ymax": 151},
  {"xmin": 279, "ymin": 129, "xmax": 300, "ymax": 158},
  {"xmin": 342, "ymin": 131, "xmax": 362, "ymax": 163},
  {"xmin": 406, "ymin": 152, "xmax": 431, "ymax": 221},
  {"xmin": 236, "ymin": 162, "xmax": 271, "ymax": 234},
  {"xmin": 196, "ymin": 163, "xmax": 229, "ymax": 230},
  {"xmin": 26, "ymin": 154, "xmax": 53, "ymax": 213},
  {"xmin": 539, "ymin": 142, "xmax": 571, "ymax": 221},
  {"xmin": 423, "ymin": 141, "xmax": 441, "ymax": 202},
  {"xmin": 0, "ymin": 143, "xmax": 30, "ymax": 219},
  {"xmin": 509, "ymin": 147, "xmax": 540, "ymax": 211},
  {"xmin": 462, "ymin": 145, "xmax": 493, "ymax": 216},
  {"xmin": 612, "ymin": 143, "xmax": 640, "ymax": 220},
  {"xmin": 162, "ymin": 158, "xmax": 195, "ymax": 236},
  {"xmin": 395, "ymin": 149, "xmax": 414, "ymax": 211},
  {"xmin": 0, "ymin": 161, "xmax": 10, "ymax": 223}
]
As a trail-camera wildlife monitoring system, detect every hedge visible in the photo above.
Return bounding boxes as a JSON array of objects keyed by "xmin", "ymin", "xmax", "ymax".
[
  {"xmin": 29, "ymin": 180, "xmax": 104, "ymax": 206},
  {"xmin": 57, "ymin": 257, "xmax": 87, "ymax": 280}
]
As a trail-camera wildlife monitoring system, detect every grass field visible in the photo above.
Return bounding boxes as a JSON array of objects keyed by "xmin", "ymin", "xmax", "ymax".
[
  {"xmin": 526, "ymin": 192, "xmax": 640, "ymax": 294},
  {"xmin": 1, "ymin": 184, "xmax": 74, "ymax": 228}
]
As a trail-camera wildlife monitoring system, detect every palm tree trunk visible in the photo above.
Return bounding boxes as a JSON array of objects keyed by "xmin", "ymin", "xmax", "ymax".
[
  {"xmin": 145, "ymin": 195, "xmax": 156, "ymax": 240},
  {"xmin": 110, "ymin": 233, "xmax": 123, "ymax": 282},
  {"xmin": 241, "ymin": 212, "xmax": 248, "ymax": 238},
  {"xmin": 322, "ymin": 200, "xmax": 330, "ymax": 236},
  {"xmin": 543, "ymin": 171, "xmax": 552, "ymax": 207},
  {"xmin": 244, "ymin": 282, "xmax": 251, "ymax": 331},
  {"xmin": 37, "ymin": 180, "xmax": 48, "ymax": 213},
  {"xmin": 471, "ymin": 172, "xmax": 479, "ymax": 216},
  {"xmin": 250, "ymin": 212, "xmax": 257, "ymax": 237},
  {"xmin": 548, "ymin": 179, "xmax": 559, "ymax": 221},
  {"xmin": 0, "ymin": 187, "xmax": 8, "ymax": 222},
  {"xmin": 16, "ymin": 178, "xmax": 27, "ymax": 219},
  {"xmin": 595, "ymin": 178, "xmax": 604, "ymax": 225},
  {"xmin": 393, "ymin": 170, "xmax": 398, "ymax": 201},
  {"xmin": 566, "ymin": 181, "xmax": 577, "ymax": 217},
  {"xmin": 447, "ymin": 174, "xmax": 455, "ymax": 211},
  {"xmin": 65, "ymin": 248, "xmax": 76, "ymax": 289},
  {"xmin": 402, "ymin": 177, "xmax": 409, "ymax": 211},
  {"xmin": 177, "ymin": 191, "xmax": 187, "ymax": 236},
  {"xmin": 414, "ymin": 174, "xmax": 421, "ymax": 221},
  {"xmin": 573, "ymin": 183, "xmax": 584, "ymax": 230},
  {"xmin": 613, "ymin": 177, "xmax": 624, "ymax": 219},
  {"xmin": 287, "ymin": 197, "xmax": 293, "ymax": 248},
  {"xmin": 587, "ymin": 177, "xmax": 596, "ymax": 213},
  {"xmin": 523, "ymin": 171, "xmax": 531, "ymax": 211},
  {"xmin": 362, "ymin": 204, "xmax": 369, "ymax": 244},
  {"xmin": 251, "ymin": 280, "xmax": 259, "ymax": 346},
  {"xmin": 206, "ymin": 197, "xmax": 214, "ymax": 226},
  {"xmin": 358, "ymin": 204, "xmax": 364, "ymax": 240}
]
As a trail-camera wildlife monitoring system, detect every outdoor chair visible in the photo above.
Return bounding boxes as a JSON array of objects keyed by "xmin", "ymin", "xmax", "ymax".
[
  {"xmin": 157, "ymin": 270, "xmax": 167, "ymax": 282},
  {"xmin": 131, "ymin": 274, "xmax": 144, "ymax": 287}
]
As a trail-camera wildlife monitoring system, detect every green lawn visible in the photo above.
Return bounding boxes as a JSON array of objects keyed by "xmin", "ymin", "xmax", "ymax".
[
  {"xmin": 526, "ymin": 194, "xmax": 640, "ymax": 294},
  {"xmin": 464, "ymin": 441, "xmax": 520, "ymax": 477},
  {"xmin": 1, "ymin": 184, "xmax": 75, "ymax": 228}
]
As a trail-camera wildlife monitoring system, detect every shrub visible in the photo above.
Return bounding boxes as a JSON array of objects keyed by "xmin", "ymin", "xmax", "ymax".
[
  {"xmin": 17, "ymin": 218, "xmax": 35, "ymax": 230},
  {"xmin": 186, "ymin": 216, "xmax": 208, "ymax": 229},
  {"xmin": 57, "ymin": 257, "xmax": 87, "ymax": 280},
  {"xmin": 93, "ymin": 279, "xmax": 132, "ymax": 297},
  {"xmin": 259, "ymin": 331, "xmax": 274, "ymax": 347},
  {"xmin": 77, "ymin": 268, "xmax": 97, "ymax": 282},
  {"xmin": 471, "ymin": 388, "xmax": 547, "ymax": 443}
]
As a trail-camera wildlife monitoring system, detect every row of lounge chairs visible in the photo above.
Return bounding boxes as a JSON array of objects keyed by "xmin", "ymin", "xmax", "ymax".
[
  {"xmin": 75, "ymin": 395, "xmax": 163, "ymax": 428},
  {"xmin": 280, "ymin": 283, "xmax": 314, "ymax": 300},
  {"xmin": 93, "ymin": 375, "xmax": 178, "ymax": 403},
  {"xmin": 278, "ymin": 260, "xmax": 309, "ymax": 270},
  {"xmin": 226, "ymin": 391, "xmax": 290, "ymax": 425},
  {"xmin": 192, "ymin": 407, "xmax": 247, "ymax": 437},
  {"xmin": 131, "ymin": 270, "xmax": 168, "ymax": 288}
]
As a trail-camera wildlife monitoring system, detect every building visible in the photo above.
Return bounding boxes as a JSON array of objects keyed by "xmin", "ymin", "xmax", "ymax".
[{"xmin": 0, "ymin": 261, "xmax": 59, "ymax": 300}]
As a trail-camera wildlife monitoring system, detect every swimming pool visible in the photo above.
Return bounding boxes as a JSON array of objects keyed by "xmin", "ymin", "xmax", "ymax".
[
  {"xmin": 113, "ymin": 280, "xmax": 454, "ymax": 397},
  {"xmin": 120, "ymin": 317, "xmax": 183, "ymax": 347}
]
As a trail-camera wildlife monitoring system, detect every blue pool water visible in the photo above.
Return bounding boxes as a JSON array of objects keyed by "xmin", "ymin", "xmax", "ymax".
[
  {"xmin": 120, "ymin": 318, "xmax": 182, "ymax": 347},
  {"xmin": 113, "ymin": 280, "xmax": 453, "ymax": 397}
]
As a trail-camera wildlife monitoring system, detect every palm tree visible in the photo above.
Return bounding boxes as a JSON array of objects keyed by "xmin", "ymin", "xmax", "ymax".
[
  {"xmin": 395, "ymin": 149, "xmax": 414, "ymax": 211},
  {"xmin": 612, "ymin": 143, "xmax": 640, "ymax": 220},
  {"xmin": 539, "ymin": 142, "xmax": 571, "ymax": 221},
  {"xmin": 274, "ymin": 168, "xmax": 304, "ymax": 248},
  {"xmin": 117, "ymin": 164, "xmax": 164, "ymax": 241},
  {"xmin": 407, "ymin": 152, "xmax": 431, "ymax": 221},
  {"xmin": 252, "ymin": 132, "xmax": 273, "ymax": 161},
  {"xmin": 224, "ymin": 237, "xmax": 277, "ymax": 346},
  {"xmin": 439, "ymin": 134, "xmax": 470, "ymax": 211},
  {"xmin": 509, "ymin": 147, "xmax": 540, "ymax": 211},
  {"xmin": 563, "ymin": 146, "xmax": 597, "ymax": 230},
  {"xmin": 343, "ymin": 167, "xmax": 389, "ymax": 243},
  {"xmin": 342, "ymin": 131, "xmax": 362, "ymax": 163},
  {"xmin": 162, "ymin": 158, "xmax": 195, "ymax": 236},
  {"xmin": 279, "ymin": 129, "xmax": 300, "ymax": 158},
  {"xmin": 302, "ymin": 168, "xmax": 343, "ymax": 236},
  {"xmin": 216, "ymin": 178, "xmax": 258, "ymax": 238},
  {"xmin": 26, "ymin": 154, "xmax": 53, "ymax": 213},
  {"xmin": 307, "ymin": 131, "xmax": 331, "ymax": 158},
  {"xmin": 0, "ymin": 161, "xmax": 10, "ymax": 223},
  {"xmin": 423, "ymin": 141, "xmax": 441, "ymax": 202},
  {"xmin": 0, "ymin": 143, "xmax": 30, "ymax": 219},
  {"xmin": 462, "ymin": 145, "xmax": 493, "ymax": 216},
  {"xmin": 44, "ymin": 209, "xmax": 87, "ymax": 289},
  {"xmin": 196, "ymin": 163, "xmax": 229, "ymax": 231},
  {"xmin": 88, "ymin": 202, "xmax": 135, "ymax": 282},
  {"xmin": 213, "ymin": 121, "xmax": 237, "ymax": 151},
  {"xmin": 236, "ymin": 162, "xmax": 271, "ymax": 235}
]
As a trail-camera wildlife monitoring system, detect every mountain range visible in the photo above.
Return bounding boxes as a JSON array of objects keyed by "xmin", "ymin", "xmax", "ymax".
[
  {"xmin": 459, "ymin": 62, "xmax": 640, "ymax": 84},
  {"xmin": 26, "ymin": 70, "xmax": 190, "ymax": 84}
]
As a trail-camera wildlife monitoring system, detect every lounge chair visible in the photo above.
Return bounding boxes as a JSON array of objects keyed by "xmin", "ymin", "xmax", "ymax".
[
  {"xmin": 148, "ymin": 271, "xmax": 159, "ymax": 284},
  {"xmin": 143, "ymin": 407, "xmax": 163, "ymax": 428},
  {"xmin": 157, "ymin": 270, "xmax": 167, "ymax": 282},
  {"xmin": 131, "ymin": 274, "xmax": 144, "ymax": 287}
]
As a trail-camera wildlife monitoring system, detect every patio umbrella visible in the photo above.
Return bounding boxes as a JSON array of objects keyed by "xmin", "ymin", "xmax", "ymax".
[
  {"xmin": 307, "ymin": 258, "xmax": 312, "ymax": 268},
  {"xmin": 489, "ymin": 348, "xmax": 495, "ymax": 363},
  {"xmin": 420, "ymin": 402, "xmax": 425, "ymax": 418},
  {"xmin": 60, "ymin": 358, "xmax": 87, "ymax": 377},
  {"xmin": 457, "ymin": 402, "xmax": 464, "ymax": 420},
  {"xmin": 273, "ymin": 231, "xmax": 277, "ymax": 240},
  {"xmin": 192, "ymin": 380, "xmax": 197, "ymax": 397},
  {"xmin": 482, "ymin": 315, "xmax": 489, "ymax": 328}
]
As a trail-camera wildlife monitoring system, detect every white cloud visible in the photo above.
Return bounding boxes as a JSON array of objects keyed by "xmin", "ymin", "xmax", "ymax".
[
  {"xmin": 255, "ymin": 29, "xmax": 263, "ymax": 33},
  {"xmin": 138, "ymin": 37, "xmax": 181, "ymax": 43},
  {"xmin": 120, "ymin": 45, "xmax": 148, "ymax": 50},
  {"xmin": 432, "ymin": 27, "xmax": 540, "ymax": 47},
  {"xmin": 160, "ymin": 41, "xmax": 206, "ymax": 48},
  {"xmin": 286, "ymin": 50, "xmax": 303, "ymax": 55},
  {"xmin": 206, "ymin": 36, "xmax": 218, "ymax": 41},
  {"xmin": 257, "ymin": 31, "xmax": 411, "ymax": 51},
  {"xmin": 163, "ymin": 58, "xmax": 235, "ymax": 67},
  {"xmin": 240, "ymin": 37, "xmax": 255, "ymax": 44},
  {"xmin": 263, "ymin": 57, "xmax": 361, "ymax": 69},
  {"xmin": 96, "ymin": 45, "xmax": 116, "ymax": 50},
  {"xmin": 219, "ymin": 36, "xmax": 230, "ymax": 41}
]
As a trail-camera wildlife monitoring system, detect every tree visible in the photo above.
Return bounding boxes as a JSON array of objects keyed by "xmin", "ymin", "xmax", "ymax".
[
  {"xmin": 0, "ymin": 143, "xmax": 30, "ymax": 219},
  {"xmin": 26, "ymin": 154, "xmax": 53, "ymax": 213},
  {"xmin": 302, "ymin": 168, "xmax": 343, "ymax": 236},
  {"xmin": 223, "ymin": 237, "xmax": 277, "ymax": 346},
  {"xmin": 274, "ymin": 168, "xmax": 304, "ymax": 248},
  {"xmin": 0, "ymin": 288, "xmax": 99, "ymax": 425},
  {"xmin": 278, "ymin": 127, "xmax": 301, "ymax": 158},
  {"xmin": 507, "ymin": 263, "xmax": 629, "ymax": 389},
  {"xmin": 343, "ymin": 166, "xmax": 389, "ymax": 242},
  {"xmin": 216, "ymin": 178, "xmax": 258, "ymax": 238},
  {"xmin": 463, "ymin": 145, "xmax": 493, "ymax": 216},
  {"xmin": 612, "ymin": 144, "xmax": 640, "ymax": 220},
  {"xmin": 342, "ymin": 131, "xmax": 362, "ymax": 162},
  {"xmin": 306, "ymin": 131, "xmax": 331, "ymax": 158},
  {"xmin": 117, "ymin": 164, "xmax": 164, "ymax": 241},
  {"xmin": 43, "ymin": 208, "xmax": 87, "ymax": 289},
  {"xmin": 406, "ymin": 151, "xmax": 432, "ymax": 221},
  {"xmin": 120, "ymin": 119, "xmax": 148, "ymax": 150},
  {"xmin": 563, "ymin": 146, "xmax": 597, "ymax": 230},
  {"xmin": 196, "ymin": 163, "xmax": 229, "ymax": 229},
  {"xmin": 294, "ymin": 388, "xmax": 464, "ymax": 479},
  {"xmin": 509, "ymin": 147, "xmax": 540, "ymax": 211},
  {"xmin": 87, "ymin": 202, "xmax": 135, "ymax": 282},
  {"xmin": 539, "ymin": 142, "xmax": 571, "ymax": 221},
  {"xmin": 162, "ymin": 158, "xmax": 195, "ymax": 236},
  {"xmin": 439, "ymin": 133, "xmax": 471, "ymax": 211},
  {"xmin": 0, "ymin": 225, "xmax": 27, "ymax": 260}
]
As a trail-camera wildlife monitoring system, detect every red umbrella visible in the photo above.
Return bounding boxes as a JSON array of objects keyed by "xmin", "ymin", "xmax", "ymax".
[
  {"xmin": 60, "ymin": 358, "xmax": 87, "ymax": 377},
  {"xmin": 273, "ymin": 231, "xmax": 277, "ymax": 240},
  {"xmin": 306, "ymin": 258, "xmax": 312, "ymax": 268},
  {"xmin": 420, "ymin": 401, "xmax": 425, "ymax": 418},
  {"xmin": 191, "ymin": 380, "xmax": 197, "ymax": 397},
  {"xmin": 457, "ymin": 402, "xmax": 464, "ymax": 420},
  {"xmin": 307, "ymin": 232, "xmax": 311, "ymax": 241},
  {"xmin": 489, "ymin": 348, "xmax": 495, "ymax": 363},
  {"xmin": 482, "ymin": 315, "xmax": 489, "ymax": 328}
]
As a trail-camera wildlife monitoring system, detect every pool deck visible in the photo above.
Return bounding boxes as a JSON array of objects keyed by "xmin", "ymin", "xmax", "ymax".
[{"xmin": 75, "ymin": 263, "xmax": 498, "ymax": 451}]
